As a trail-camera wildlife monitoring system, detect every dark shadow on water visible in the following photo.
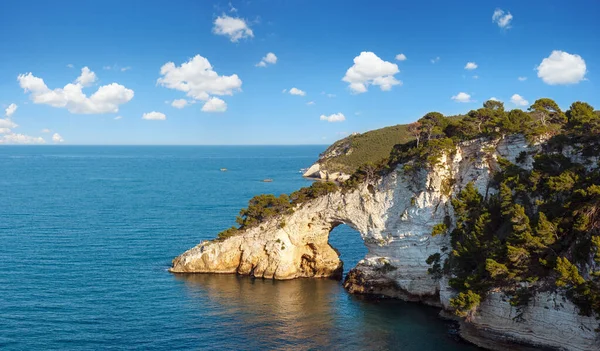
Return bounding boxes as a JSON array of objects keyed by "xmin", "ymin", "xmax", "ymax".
[{"xmin": 174, "ymin": 273, "xmax": 482, "ymax": 351}]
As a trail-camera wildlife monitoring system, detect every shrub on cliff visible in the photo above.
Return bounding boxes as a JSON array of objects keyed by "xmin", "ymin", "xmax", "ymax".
[{"xmin": 236, "ymin": 194, "xmax": 294, "ymax": 229}]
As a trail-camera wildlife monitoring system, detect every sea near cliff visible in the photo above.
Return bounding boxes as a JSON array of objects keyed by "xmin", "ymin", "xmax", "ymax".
[{"xmin": 0, "ymin": 146, "xmax": 480, "ymax": 350}]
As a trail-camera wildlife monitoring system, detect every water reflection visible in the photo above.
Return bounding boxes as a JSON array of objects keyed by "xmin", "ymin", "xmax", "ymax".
[{"xmin": 175, "ymin": 274, "xmax": 481, "ymax": 351}]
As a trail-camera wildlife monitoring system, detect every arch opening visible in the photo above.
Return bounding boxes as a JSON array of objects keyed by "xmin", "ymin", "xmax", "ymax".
[{"xmin": 327, "ymin": 223, "xmax": 368, "ymax": 278}]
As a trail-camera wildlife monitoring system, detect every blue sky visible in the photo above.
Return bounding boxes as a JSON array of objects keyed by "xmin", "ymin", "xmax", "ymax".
[{"xmin": 0, "ymin": 0, "xmax": 598, "ymax": 145}]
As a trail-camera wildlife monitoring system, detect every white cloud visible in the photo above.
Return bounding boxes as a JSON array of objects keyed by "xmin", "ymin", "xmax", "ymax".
[
  {"xmin": 0, "ymin": 133, "xmax": 45, "ymax": 144},
  {"xmin": 120, "ymin": 67, "xmax": 131, "ymax": 72},
  {"xmin": 201, "ymin": 97, "xmax": 227, "ymax": 112},
  {"xmin": 395, "ymin": 53, "xmax": 407, "ymax": 61},
  {"xmin": 473, "ymin": 75, "xmax": 479, "ymax": 79},
  {"xmin": 0, "ymin": 118, "xmax": 18, "ymax": 130},
  {"xmin": 306, "ymin": 101, "xmax": 315, "ymax": 105},
  {"xmin": 281, "ymin": 89, "xmax": 287, "ymax": 93},
  {"xmin": 451, "ymin": 92, "xmax": 472, "ymax": 103},
  {"xmin": 489, "ymin": 97, "xmax": 501, "ymax": 102},
  {"xmin": 213, "ymin": 15, "xmax": 253, "ymax": 42},
  {"xmin": 41, "ymin": 128, "xmax": 51, "ymax": 133},
  {"xmin": 228, "ymin": 2, "xmax": 237, "ymax": 12},
  {"xmin": 431, "ymin": 57, "xmax": 440, "ymax": 64},
  {"xmin": 5, "ymin": 103, "xmax": 17, "ymax": 117},
  {"xmin": 465, "ymin": 62, "xmax": 478, "ymax": 70},
  {"xmin": 492, "ymin": 8, "xmax": 513, "ymax": 29},
  {"xmin": 518, "ymin": 76, "xmax": 527, "ymax": 81},
  {"xmin": 157, "ymin": 55, "xmax": 242, "ymax": 102},
  {"xmin": 321, "ymin": 92, "xmax": 336, "ymax": 98},
  {"xmin": 0, "ymin": 108, "xmax": 46, "ymax": 144},
  {"xmin": 103, "ymin": 66, "xmax": 112, "ymax": 70},
  {"xmin": 171, "ymin": 99, "xmax": 189, "ymax": 109},
  {"xmin": 342, "ymin": 52, "xmax": 401, "ymax": 93},
  {"xmin": 18, "ymin": 68, "xmax": 134, "ymax": 114},
  {"xmin": 75, "ymin": 67, "xmax": 97, "ymax": 87},
  {"xmin": 114, "ymin": 116, "xmax": 122, "ymax": 120},
  {"xmin": 142, "ymin": 111, "xmax": 166, "ymax": 120},
  {"xmin": 289, "ymin": 87, "xmax": 306, "ymax": 96},
  {"xmin": 536, "ymin": 50, "xmax": 587, "ymax": 85},
  {"xmin": 510, "ymin": 94, "xmax": 529, "ymax": 106},
  {"xmin": 67, "ymin": 64, "xmax": 74, "ymax": 68},
  {"xmin": 320, "ymin": 113, "xmax": 345, "ymax": 122},
  {"xmin": 256, "ymin": 52, "xmax": 277, "ymax": 67},
  {"xmin": 52, "ymin": 133, "xmax": 64, "ymax": 143}
]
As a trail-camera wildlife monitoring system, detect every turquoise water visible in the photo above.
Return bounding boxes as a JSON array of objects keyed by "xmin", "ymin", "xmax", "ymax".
[{"xmin": 0, "ymin": 146, "xmax": 479, "ymax": 350}]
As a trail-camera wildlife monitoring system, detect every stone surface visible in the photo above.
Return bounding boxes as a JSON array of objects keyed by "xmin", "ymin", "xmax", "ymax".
[{"xmin": 171, "ymin": 134, "xmax": 599, "ymax": 350}]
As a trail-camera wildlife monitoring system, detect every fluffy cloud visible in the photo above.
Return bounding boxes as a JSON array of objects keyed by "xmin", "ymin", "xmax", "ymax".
[
  {"xmin": 114, "ymin": 116, "xmax": 122, "ymax": 120},
  {"xmin": 289, "ymin": 87, "xmax": 306, "ymax": 96},
  {"xmin": 75, "ymin": 67, "xmax": 97, "ymax": 86},
  {"xmin": 171, "ymin": 99, "xmax": 189, "ymax": 109},
  {"xmin": 518, "ymin": 76, "xmax": 527, "ymax": 81},
  {"xmin": 213, "ymin": 15, "xmax": 253, "ymax": 42},
  {"xmin": 52, "ymin": 133, "xmax": 64, "ymax": 143},
  {"xmin": 320, "ymin": 113, "xmax": 345, "ymax": 122},
  {"xmin": 256, "ymin": 52, "xmax": 277, "ymax": 67},
  {"xmin": 5, "ymin": 103, "xmax": 17, "ymax": 117},
  {"xmin": 431, "ymin": 57, "xmax": 440, "ymax": 64},
  {"xmin": 66, "ymin": 64, "xmax": 74, "ymax": 68},
  {"xmin": 465, "ymin": 62, "xmax": 478, "ymax": 70},
  {"xmin": 342, "ymin": 52, "xmax": 401, "ymax": 93},
  {"xmin": 492, "ymin": 9, "xmax": 513, "ymax": 29},
  {"xmin": 536, "ymin": 50, "xmax": 587, "ymax": 85},
  {"xmin": 201, "ymin": 97, "xmax": 227, "ymax": 112},
  {"xmin": 0, "ymin": 133, "xmax": 45, "ymax": 144},
  {"xmin": 489, "ymin": 97, "xmax": 501, "ymax": 102},
  {"xmin": 0, "ymin": 118, "xmax": 18, "ymax": 130},
  {"xmin": 510, "ymin": 94, "xmax": 529, "ymax": 106},
  {"xmin": 0, "ymin": 107, "xmax": 46, "ymax": 144},
  {"xmin": 395, "ymin": 53, "xmax": 407, "ymax": 61},
  {"xmin": 41, "ymin": 128, "xmax": 51, "ymax": 133},
  {"xmin": 142, "ymin": 111, "xmax": 166, "ymax": 120},
  {"xmin": 17, "ymin": 67, "xmax": 134, "ymax": 114},
  {"xmin": 451, "ymin": 92, "xmax": 472, "ymax": 103},
  {"xmin": 157, "ymin": 55, "xmax": 242, "ymax": 104},
  {"xmin": 306, "ymin": 101, "xmax": 315, "ymax": 105}
]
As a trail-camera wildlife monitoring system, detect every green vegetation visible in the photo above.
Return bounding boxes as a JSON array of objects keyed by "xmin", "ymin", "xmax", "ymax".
[
  {"xmin": 215, "ymin": 181, "xmax": 339, "ymax": 241},
  {"xmin": 317, "ymin": 113, "xmax": 466, "ymax": 175},
  {"xmin": 319, "ymin": 124, "xmax": 415, "ymax": 174}
]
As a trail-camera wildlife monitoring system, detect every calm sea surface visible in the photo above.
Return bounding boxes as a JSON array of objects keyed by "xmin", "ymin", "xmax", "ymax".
[{"xmin": 0, "ymin": 146, "xmax": 479, "ymax": 350}]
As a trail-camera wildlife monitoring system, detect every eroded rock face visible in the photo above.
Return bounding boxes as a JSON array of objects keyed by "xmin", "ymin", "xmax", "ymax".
[{"xmin": 171, "ymin": 135, "xmax": 599, "ymax": 350}]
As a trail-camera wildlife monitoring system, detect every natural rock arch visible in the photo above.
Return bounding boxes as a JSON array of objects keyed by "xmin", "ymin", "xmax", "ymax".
[{"xmin": 170, "ymin": 135, "xmax": 600, "ymax": 350}]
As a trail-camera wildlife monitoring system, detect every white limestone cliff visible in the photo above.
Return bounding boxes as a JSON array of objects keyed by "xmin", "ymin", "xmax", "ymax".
[{"xmin": 171, "ymin": 134, "xmax": 599, "ymax": 350}]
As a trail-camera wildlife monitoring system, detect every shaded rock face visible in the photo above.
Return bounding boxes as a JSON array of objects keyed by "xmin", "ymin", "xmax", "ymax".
[{"xmin": 171, "ymin": 135, "xmax": 599, "ymax": 350}]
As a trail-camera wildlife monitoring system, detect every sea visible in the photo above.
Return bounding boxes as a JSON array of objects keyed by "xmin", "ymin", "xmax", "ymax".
[{"xmin": 0, "ymin": 146, "xmax": 480, "ymax": 350}]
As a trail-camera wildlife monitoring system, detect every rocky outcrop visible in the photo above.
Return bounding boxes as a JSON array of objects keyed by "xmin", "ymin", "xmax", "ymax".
[
  {"xmin": 302, "ymin": 162, "xmax": 351, "ymax": 182},
  {"xmin": 171, "ymin": 134, "xmax": 599, "ymax": 351},
  {"xmin": 302, "ymin": 133, "xmax": 358, "ymax": 181}
]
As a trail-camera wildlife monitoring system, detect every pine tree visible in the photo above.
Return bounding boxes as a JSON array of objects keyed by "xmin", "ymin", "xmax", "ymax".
[{"xmin": 534, "ymin": 212, "xmax": 556, "ymax": 248}]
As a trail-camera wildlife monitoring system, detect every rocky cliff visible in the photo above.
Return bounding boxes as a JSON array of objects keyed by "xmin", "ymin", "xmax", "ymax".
[{"xmin": 171, "ymin": 134, "xmax": 599, "ymax": 351}]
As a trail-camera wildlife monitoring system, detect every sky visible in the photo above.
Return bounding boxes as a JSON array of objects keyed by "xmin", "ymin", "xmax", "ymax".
[{"xmin": 0, "ymin": 0, "xmax": 598, "ymax": 145}]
